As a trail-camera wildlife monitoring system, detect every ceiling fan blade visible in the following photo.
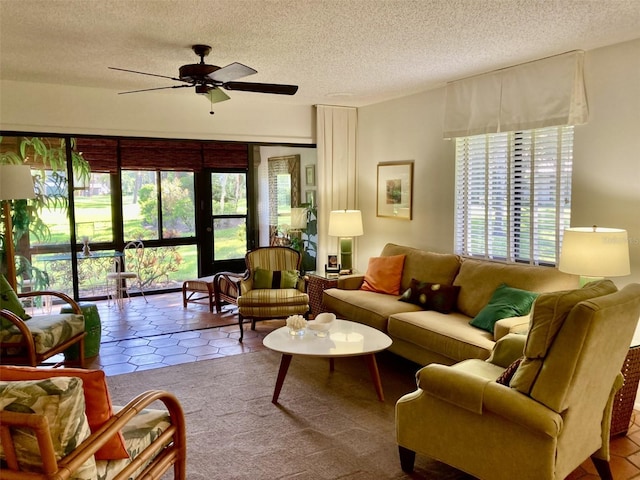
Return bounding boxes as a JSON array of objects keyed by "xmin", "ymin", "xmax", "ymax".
[
  {"xmin": 207, "ymin": 62, "xmax": 257, "ymax": 83},
  {"xmin": 118, "ymin": 85, "xmax": 192, "ymax": 94},
  {"xmin": 200, "ymin": 87, "xmax": 231, "ymax": 104},
  {"xmin": 223, "ymin": 81, "xmax": 298, "ymax": 95},
  {"xmin": 109, "ymin": 66, "xmax": 184, "ymax": 82}
]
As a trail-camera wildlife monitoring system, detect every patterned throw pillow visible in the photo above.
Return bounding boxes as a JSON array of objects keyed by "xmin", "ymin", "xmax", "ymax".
[
  {"xmin": 399, "ymin": 278, "xmax": 461, "ymax": 313},
  {"xmin": 496, "ymin": 357, "xmax": 524, "ymax": 386},
  {"xmin": 470, "ymin": 283, "xmax": 538, "ymax": 333},
  {"xmin": 253, "ymin": 268, "xmax": 299, "ymax": 289},
  {"xmin": 0, "ymin": 377, "xmax": 97, "ymax": 479},
  {"xmin": 0, "ymin": 366, "xmax": 129, "ymax": 461},
  {"xmin": 0, "ymin": 273, "xmax": 30, "ymax": 327}
]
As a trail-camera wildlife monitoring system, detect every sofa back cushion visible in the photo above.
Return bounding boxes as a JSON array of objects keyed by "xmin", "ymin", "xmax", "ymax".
[
  {"xmin": 380, "ymin": 243, "xmax": 461, "ymax": 293},
  {"xmin": 453, "ymin": 259, "xmax": 579, "ymax": 318}
]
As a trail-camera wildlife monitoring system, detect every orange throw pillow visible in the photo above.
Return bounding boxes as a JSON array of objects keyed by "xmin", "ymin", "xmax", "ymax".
[
  {"xmin": 360, "ymin": 254, "xmax": 406, "ymax": 295},
  {"xmin": 0, "ymin": 366, "xmax": 129, "ymax": 461}
]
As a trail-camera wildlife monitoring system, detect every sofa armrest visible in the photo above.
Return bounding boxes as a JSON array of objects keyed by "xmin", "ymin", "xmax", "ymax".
[
  {"xmin": 418, "ymin": 363, "xmax": 491, "ymax": 414},
  {"xmin": 337, "ymin": 274, "xmax": 364, "ymax": 290},
  {"xmin": 416, "ymin": 363, "xmax": 561, "ymax": 437},
  {"xmin": 487, "ymin": 333, "xmax": 526, "ymax": 368},
  {"xmin": 493, "ymin": 314, "xmax": 530, "ymax": 341}
]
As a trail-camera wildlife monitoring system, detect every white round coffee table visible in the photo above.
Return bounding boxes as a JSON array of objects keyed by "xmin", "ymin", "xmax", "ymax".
[{"xmin": 263, "ymin": 319, "xmax": 392, "ymax": 403}]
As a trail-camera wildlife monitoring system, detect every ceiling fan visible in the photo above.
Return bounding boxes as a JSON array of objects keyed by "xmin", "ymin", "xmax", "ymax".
[{"xmin": 109, "ymin": 44, "xmax": 298, "ymax": 114}]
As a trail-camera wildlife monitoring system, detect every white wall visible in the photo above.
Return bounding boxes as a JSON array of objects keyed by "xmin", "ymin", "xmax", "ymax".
[
  {"xmin": 0, "ymin": 80, "xmax": 316, "ymax": 144},
  {"xmin": 357, "ymin": 37, "xmax": 640, "ymax": 406},
  {"xmin": 357, "ymin": 38, "xmax": 640, "ymax": 286}
]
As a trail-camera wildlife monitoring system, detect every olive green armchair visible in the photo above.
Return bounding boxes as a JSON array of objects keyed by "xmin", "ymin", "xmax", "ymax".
[{"xmin": 396, "ymin": 280, "xmax": 640, "ymax": 480}]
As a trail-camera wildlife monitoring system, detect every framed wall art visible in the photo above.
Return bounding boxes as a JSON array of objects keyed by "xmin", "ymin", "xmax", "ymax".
[
  {"xmin": 305, "ymin": 165, "xmax": 316, "ymax": 186},
  {"xmin": 376, "ymin": 161, "xmax": 414, "ymax": 220}
]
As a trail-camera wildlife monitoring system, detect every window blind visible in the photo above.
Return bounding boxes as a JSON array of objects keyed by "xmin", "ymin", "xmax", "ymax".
[
  {"xmin": 454, "ymin": 126, "xmax": 573, "ymax": 265},
  {"xmin": 444, "ymin": 51, "xmax": 588, "ymax": 138}
]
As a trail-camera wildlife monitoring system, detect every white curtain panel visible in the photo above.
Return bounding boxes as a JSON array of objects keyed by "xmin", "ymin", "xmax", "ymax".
[
  {"xmin": 316, "ymin": 105, "xmax": 358, "ymax": 272},
  {"xmin": 443, "ymin": 50, "xmax": 588, "ymax": 138}
]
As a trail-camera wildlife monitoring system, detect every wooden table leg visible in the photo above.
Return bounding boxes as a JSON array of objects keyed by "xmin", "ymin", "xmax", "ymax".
[
  {"xmin": 272, "ymin": 354, "xmax": 293, "ymax": 404},
  {"xmin": 365, "ymin": 353, "xmax": 385, "ymax": 402}
]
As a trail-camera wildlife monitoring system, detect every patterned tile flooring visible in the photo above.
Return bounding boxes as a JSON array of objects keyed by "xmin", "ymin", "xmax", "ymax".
[{"xmin": 53, "ymin": 292, "xmax": 640, "ymax": 478}]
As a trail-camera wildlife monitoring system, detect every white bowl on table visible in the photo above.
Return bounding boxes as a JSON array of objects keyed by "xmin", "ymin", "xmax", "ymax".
[{"xmin": 307, "ymin": 313, "xmax": 336, "ymax": 337}]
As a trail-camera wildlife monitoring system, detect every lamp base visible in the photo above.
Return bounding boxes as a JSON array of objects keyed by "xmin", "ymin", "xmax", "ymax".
[{"xmin": 339, "ymin": 237, "xmax": 353, "ymax": 271}]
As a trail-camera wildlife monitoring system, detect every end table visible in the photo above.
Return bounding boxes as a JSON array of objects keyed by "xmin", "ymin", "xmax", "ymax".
[
  {"xmin": 306, "ymin": 272, "xmax": 339, "ymax": 318},
  {"xmin": 611, "ymin": 345, "xmax": 640, "ymax": 437}
]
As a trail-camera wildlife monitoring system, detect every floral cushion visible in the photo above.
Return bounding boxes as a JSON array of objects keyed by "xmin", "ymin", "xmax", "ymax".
[
  {"xmin": 0, "ymin": 313, "xmax": 84, "ymax": 354},
  {"xmin": 0, "ymin": 377, "xmax": 97, "ymax": 479},
  {"xmin": 96, "ymin": 407, "xmax": 172, "ymax": 480}
]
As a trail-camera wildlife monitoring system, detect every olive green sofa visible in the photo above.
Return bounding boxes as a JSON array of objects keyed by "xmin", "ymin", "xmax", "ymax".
[{"xmin": 322, "ymin": 243, "xmax": 579, "ymax": 366}]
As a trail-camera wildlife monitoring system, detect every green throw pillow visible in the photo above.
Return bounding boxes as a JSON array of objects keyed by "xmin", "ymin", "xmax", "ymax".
[
  {"xmin": 0, "ymin": 273, "xmax": 30, "ymax": 328},
  {"xmin": 470, "ymin": 283, "xmax": 538, "ymax": 333},
  {"xmin": 253, "ymin": 268, "xmax": 299, "ymax": 289}
]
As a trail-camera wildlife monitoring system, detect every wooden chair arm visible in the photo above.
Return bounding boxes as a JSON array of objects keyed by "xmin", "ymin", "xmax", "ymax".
[
  {"xmin": 17, "ymin": 291, "xmax": 82, "ymax": 314},
  {"xmin": 61, "ymin": 390, "xmax": 186, "ymax": 480},
  {"xmin": 0, "ymin": 390, "xmax": 185, "ymax": 480},
  {"xmin": 0, "ymin": 309, "xmax": 38, "ymax": 366}
]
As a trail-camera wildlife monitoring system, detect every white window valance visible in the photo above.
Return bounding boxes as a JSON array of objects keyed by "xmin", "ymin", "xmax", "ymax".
[{"xmin": 443, "ymin": 50, "xmax": 588, "ymax": 138}]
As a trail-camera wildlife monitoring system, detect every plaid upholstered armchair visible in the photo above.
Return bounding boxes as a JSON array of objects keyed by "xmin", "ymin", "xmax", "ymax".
[{"xmin": 236, "ymin": 247, "xmax": 309, "ymax": 342}]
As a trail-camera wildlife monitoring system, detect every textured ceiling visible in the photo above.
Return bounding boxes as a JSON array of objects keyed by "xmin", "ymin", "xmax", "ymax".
[{"xmin": 1, "ymin": 0, "xmax": 640, "ymax": 108}]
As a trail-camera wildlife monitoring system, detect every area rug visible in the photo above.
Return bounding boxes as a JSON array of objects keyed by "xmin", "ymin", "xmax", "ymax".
[{"xmin": 107, "ymin": 350, "xmax": 475, "ymax": 479}]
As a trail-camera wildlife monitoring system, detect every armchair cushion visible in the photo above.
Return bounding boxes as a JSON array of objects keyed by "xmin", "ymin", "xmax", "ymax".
[
  {"xmin": 0, "ymin": 366, "xmax": 128, "ymax": 461},
  {"xmin": 469, "ymin": 283, "xmax": 538, "ymax": 333},
  {"xmin": 0, "ymin": 313, "xmax": 85, "ymax": 354},
  {"xmin": 511, "ymin": 279, "xmax": 617, "ymax": 396},
  {"xmin": 0, "ymin": 273, "xmax": 30, "ymax": 326},
  {"xmin": 0, "ymin": 376, "xmax": 97, "ymax": 478},
  {"xmin": 253, "ymin": 268, "xmax": 299, "ymax": 289}
]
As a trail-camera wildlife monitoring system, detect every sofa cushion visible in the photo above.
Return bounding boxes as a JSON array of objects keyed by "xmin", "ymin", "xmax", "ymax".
[
  {"xmin": 399, "ymin": 278, "xmax": 460, "ymax": 313},
  {"xmin": 469, "ymin": 284, "xmax": 538, "ymax": 333},
  {"xmin": 360, "ymin": 254, "xmax": 406, "ymax": 294},
  {"xmin": 253, "ymin": 268, "xmax": 299, "ymax": 289},
  {"xmin": 323, "ymin": 287, "xmax": 420, "ymax": 331},
  {"xmin": 510, "ymin": 279, "xmax": 618, "ymax": 395},
  {"xmin": 388, "ymin": 311, "xmax": 495, "ymax": 363},
  {"xmin": 0, "ymin": 376, "xmax": 97, "ymax": 478},
  {"xmin": 0, "ymin": 273, "xmax": 30, "ymax": 326},
  {"xmin": 0, "ymin": 365, "xmax": 129, "ymax": 461},
  {"xmin": 453, "ymin": 259, "xmax": 579, "ymax": 318},
  {"xmin": 380, "ymin": 243, "xmax": 461, "ymax": 293}
]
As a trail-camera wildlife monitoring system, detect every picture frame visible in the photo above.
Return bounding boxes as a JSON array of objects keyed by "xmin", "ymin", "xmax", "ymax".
[
  {"xmin": 305, "ymin": 190, "xmax": 316, "ymax": 206},
  {"xmin": 376, "ymin": 161, "xmax": 414, "ymax": 220},
  {"xmin": 325, "ymin": 254, "xmax": 340, "ymax": 273},
  {"xmin": 305, "ymin": 165, "xmax": 316, "ymax": 186}
]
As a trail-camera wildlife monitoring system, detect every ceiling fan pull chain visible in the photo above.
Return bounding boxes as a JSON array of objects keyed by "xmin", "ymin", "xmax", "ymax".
[{"xmin": 210, "ymin": 95, "xmax": 215, "ymax": 115}]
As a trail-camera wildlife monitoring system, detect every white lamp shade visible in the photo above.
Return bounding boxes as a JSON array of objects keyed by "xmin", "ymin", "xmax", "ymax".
[
  {"xmin": 328, "ymin": 210, "xmax": 364, "ymax": 237},
  {"xmin": 290, "ymin": 207, "xmax": 307, "ymax": 229},
  {"xmin": 0, "ymin": 164, "xmax": 36, "ymax": 200},
  {"xmin": 559, "ymin": 227, "xmax": 630, "ymax": 277}
]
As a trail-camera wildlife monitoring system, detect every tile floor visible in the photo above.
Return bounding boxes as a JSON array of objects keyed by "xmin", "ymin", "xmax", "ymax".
[{"xmin": 53, "ymin": 292, "xmax": 640, "ymax": 479}]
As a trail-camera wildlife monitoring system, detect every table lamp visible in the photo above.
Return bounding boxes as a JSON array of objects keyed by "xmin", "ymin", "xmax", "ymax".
[
  {"xmin": 328, "ymin": 209, "xmax": 364, "ymax": 272},
  {"xmin": 0, "ymin": 164, "xmax": 36, "ymax": 290},
  {"xmin": 558, "ymin": 226, "xmax": 630, "ymax": 286}
]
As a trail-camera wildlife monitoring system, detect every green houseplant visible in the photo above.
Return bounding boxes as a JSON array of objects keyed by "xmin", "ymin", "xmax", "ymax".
[{"xmin": 0, "ymin": 136, "xmax": 90, "ymax": 290}]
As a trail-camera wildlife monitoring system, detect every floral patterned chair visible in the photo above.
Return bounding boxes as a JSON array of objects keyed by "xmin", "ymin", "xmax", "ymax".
[
  {"xmin": 0, "ymin": 274, "xmax": 86, "ymax": 368},
  {"xmin": 0, "ymin": 366, "xmax": 186, "ymax": 479}
]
